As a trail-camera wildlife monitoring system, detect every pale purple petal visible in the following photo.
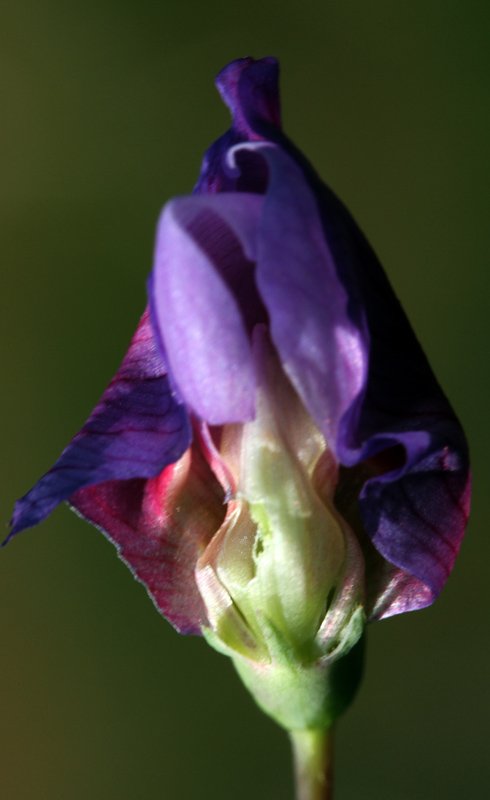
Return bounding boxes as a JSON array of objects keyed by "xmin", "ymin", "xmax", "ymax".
[
  {"xmin": 228, "ymin": 142, "xmax": 368, "ymax": 449},
  {"xmin": 150, "ymin": 194, "xmax": 264, "ymax": 424}
]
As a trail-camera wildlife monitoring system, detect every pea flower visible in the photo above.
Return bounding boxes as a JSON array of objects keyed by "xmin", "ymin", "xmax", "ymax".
[{"xmin": 8, "ymin": 56, "xmax": 470, "ymax": 796}]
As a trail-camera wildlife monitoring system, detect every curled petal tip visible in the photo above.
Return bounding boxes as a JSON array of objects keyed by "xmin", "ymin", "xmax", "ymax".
[{"xmin": 216, "ymin": 56, "xmax": 281, "ymax": 137}]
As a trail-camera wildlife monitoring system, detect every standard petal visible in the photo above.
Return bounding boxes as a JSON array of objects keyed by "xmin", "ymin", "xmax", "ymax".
[
  {"xmin": 70, "ymin": 439, "xmax": 226, "ymax": 635},
  {"xmin": 8, "ymin": 310, "xmax": 191, "ymax": 540},
  {"xmin": 150, "ymin": 193, "xmax": 265, "ymax": 424}
]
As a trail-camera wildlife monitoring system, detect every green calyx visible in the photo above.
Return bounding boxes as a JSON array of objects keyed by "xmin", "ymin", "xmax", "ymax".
[
  {"xmin": 233, "ymin": 630, "xmax": 365, "ymax": 731},
  {"xmin": 203, "ymin": 603, "xmax": 365, "ymax": 731},
  {"xmin": 196, "ymin": 330, "xmax": 367, "ymax": 731}
]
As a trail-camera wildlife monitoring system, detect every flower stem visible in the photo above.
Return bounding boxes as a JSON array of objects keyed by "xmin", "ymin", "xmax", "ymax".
[{"xmin": 290, "ymin": 728, "xmax": 334, "ymax": 800}]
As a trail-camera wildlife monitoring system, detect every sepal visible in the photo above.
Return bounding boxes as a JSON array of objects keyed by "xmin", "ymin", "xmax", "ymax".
[{"xmin": 232, "ymin": 632, "xmax": 365, "ymax": 731}]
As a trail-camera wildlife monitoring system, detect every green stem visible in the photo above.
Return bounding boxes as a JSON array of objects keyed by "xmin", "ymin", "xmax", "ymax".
[{"xmin": 290, "ymin": 728, "xmax": 334, "ymax": 800}]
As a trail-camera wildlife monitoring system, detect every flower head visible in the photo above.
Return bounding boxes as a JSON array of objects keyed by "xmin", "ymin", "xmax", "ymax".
[{"xmin": 8, "ymin": 57, "xmax": 470, "ymax": 727}]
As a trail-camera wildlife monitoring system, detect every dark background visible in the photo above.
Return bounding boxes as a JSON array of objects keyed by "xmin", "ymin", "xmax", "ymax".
[{"xmin": 1, "ymin": 2, "xmax": 489, "ymax": 798}]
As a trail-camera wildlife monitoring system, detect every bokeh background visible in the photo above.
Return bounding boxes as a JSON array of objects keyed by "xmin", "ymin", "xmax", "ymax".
[{"xmin": 1, "ymin": 2, "xmax": 489, "ymax": 798}]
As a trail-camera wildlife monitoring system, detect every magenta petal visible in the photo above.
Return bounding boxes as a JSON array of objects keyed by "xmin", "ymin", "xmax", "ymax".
[
  {"xmin": 150, "ymin": 194, "xmax": 264, "ymax": 424},
  {"xmin": 8, "ymin": 310, "xmax": 191, "ymax": 540},
  {"xmin": 368, "ymin": 565, "xmax": 434, "ymax": 620},
  {"xmin": 71, "ymin": 440, "xmax": 225, "ymax": 635}
]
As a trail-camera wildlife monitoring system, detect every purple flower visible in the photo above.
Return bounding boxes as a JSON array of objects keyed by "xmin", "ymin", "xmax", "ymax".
[{"xmin": 9, "ymin": 56, "xmax": 470, "ymax": 645}]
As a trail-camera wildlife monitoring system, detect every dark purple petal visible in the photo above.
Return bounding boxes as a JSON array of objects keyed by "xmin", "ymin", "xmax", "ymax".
[
  {"xmin": 70, "ymin": 439, "xmax": 225, "ymax": 635},
  {"xmin": 359, "ymin": 426, "xmax": 470, "ymax": 613},
  {"xmin": 150, "ymin": 193, "xmax": 265, "ymax": 424},
  {"xmin": 8, "ymin": 310, "xmax": 191, "ymax": 541}
]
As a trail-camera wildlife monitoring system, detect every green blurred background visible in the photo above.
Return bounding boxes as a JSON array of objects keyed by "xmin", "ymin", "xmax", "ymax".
[{"xmin": 1, "ymin": 1, "xmax": 489, "ymax": 798}]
